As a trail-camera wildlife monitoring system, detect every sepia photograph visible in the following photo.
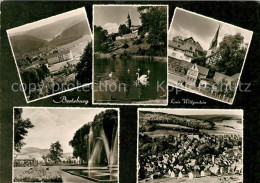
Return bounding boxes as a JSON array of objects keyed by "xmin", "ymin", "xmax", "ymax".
[
  {"xmin": 93, "ymin": 5, "xmax": 168, "ymax": 105},
  {"xmin": 7, "ymin": 8, "xmax": 92, "ymax": 103},
  {"xmin": 13, "ymin": 107, "xmax": 119, "ymax": 182},
  {"xmin": 138, "ymin": 109, "xmax": 243, "ymax": 183},
  {"xmin": 168, "ymin": 8, "xmax": 253, "ymax": 104}
]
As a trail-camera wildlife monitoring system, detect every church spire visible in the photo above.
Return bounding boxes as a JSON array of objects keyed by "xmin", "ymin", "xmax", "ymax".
[
  {"xmin": 126, "ymin": 12, "xmax": 131, "ymax": 29},
  {"xmin": 209, "ymin": 25, "xmax": 220, "ymax": 50}
]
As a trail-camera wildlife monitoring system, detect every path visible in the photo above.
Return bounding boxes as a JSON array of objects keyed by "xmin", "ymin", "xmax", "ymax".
[{"xmin": 61, "ymin": 171, "xmax": 95, "ymax": 183}]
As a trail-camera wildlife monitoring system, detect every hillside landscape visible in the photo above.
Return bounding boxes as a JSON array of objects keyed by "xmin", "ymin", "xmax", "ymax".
[
  {"xmin": 16, "ymin": 147, "xmax": 73, "ymax": 159},
  {"xmin": 9, "ymin": 16, "xmax": 90, "ymax": 56},
  {"xmin": 139, "ymin": 111, "xmax": 242, "ymax": 136}
]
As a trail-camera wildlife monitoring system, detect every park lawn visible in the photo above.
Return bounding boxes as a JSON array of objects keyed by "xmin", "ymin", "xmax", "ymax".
[{"xmin": 14, "ymin": 166, "xmax": 63, "ymax": 182}]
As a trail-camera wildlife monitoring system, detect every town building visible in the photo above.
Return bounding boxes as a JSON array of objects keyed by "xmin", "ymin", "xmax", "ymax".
[
  {"xmin": 213, "ymin": 72, "xmax": 239, "ymax": 85},
  {"xmin": 116, "ymin": 30, "xmax": 139, "ymax": 40},
  {"xmin": 168, "ymin": 58, "xmax": 209, "ymax": 85},
  {"xmin": 186, "ymin": 64, "xmax": 199, "ymax": 86},
  {"xmin": 14, "ymin": 154, "xmax": 37, "ymax": 167},
  {"xmin": 45, "ymin": 49, "xmax": 73, "ymax": 65},
  {"xmin": 168, "ymin": 36, "xmax": 204, "ymax": 62}
]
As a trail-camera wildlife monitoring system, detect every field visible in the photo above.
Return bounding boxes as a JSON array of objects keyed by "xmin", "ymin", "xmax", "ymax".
[{"xmin": 139, "ymin": 111, "xmax": 242, "ymax": 136}]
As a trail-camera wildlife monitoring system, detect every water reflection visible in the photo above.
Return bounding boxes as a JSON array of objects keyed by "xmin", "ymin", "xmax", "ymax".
[{"xmin": 94, "ymin": 57, "xmax": 167, "ymax": 104}]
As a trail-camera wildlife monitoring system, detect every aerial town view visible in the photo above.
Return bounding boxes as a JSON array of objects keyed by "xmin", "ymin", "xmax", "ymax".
[
  {"xmin": 93, "ymin": 5, "xmax": 167, "ymax": 104},
  {"xmin": 168, "ymin": 8, "xmax": 253, "ymax": 104},
  {"xmin": 138, "ymin": 109, "xmax": 243, "ymax": 183},
  {"xmin": 7, "ymin": 7, "xmax": 92, "ymax": 102}
]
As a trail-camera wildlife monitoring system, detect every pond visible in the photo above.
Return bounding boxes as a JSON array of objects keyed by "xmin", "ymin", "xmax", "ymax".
[
  {"xmin": 65, "ymin": 168, "xmax": 118, "ymax": 182},
  {"xmin": 94, "ymin": 57, "xmax": 167, "ymax": 104}
]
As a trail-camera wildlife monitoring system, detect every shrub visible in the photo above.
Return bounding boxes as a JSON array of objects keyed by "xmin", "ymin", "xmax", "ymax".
[
  {"xmin": 14, "ymin": 166, "xmax": 63, "ymax": 182},
  {"xmin": 133, "ymin": 39, "xmax": 143, "ymax": 45},
  {"xmin": 122, "ymin": 43, "xmax": 129, "ymax": 49}
]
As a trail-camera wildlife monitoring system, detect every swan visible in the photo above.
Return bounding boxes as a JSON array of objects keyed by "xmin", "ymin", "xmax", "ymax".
[
  {"xmin": 136, "ymin": 72, "xmax": 149, "ymax": 86},
  {"xmin": 109, "ymin": 72, "xmax": 113, "ymax": 78}
]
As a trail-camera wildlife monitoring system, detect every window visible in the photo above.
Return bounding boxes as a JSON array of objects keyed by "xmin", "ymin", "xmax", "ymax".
[{"xmin": 190, "ymin": 47, "xmax": 192, "ymax": 51}]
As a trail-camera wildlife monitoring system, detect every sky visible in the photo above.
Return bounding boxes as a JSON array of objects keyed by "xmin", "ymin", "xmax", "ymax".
[
  {"xmin": 169, "ymin": 8, "xmax": 253, "ymax": 50},
  {"xmin": 139, "ymin": 108, "xmax": 243, "ymax": 117},
  {"xmin": 7, "ymin": 7, "xmax": 88, "ymax": 36},
  {"xmin": 94, "ymin": 6, "xmax": 141, "ymax": 34},
  {"xmin": 20, "ymin": 108, "xmax": 108, "ymax": 153}
]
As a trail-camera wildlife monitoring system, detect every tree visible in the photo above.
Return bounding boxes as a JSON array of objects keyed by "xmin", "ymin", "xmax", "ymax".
[
  {"xmin": 69, "ymin": 109, "xmax": 118, "ymax": 164},
  {"xmin": 215, "ymin": 33, "xmax": 247, "ymax": 76},
  {"xmin": 191, "ymin": 57, "xmax": 207, "ymax": 67},
  {"xmin": 14, "ymin": 108, "xmax": 34, "ymax": 152},
  {"xmin": 69, "ymin": 124, "xmax": 90, "ymax": 162},
  {"xmin": 75, "ymin": 42, "xmax": 92, "ymax": 84},
  {"xmin": 92, "ymin": 109, "xmax": 118, "ymax": 148},
  {"xmin": 94, "ymin": 25, "xmax": 109, "ymax": 53},
  {"xmin": 48, "ymin": 141, "xmax": 63, "ymax": 165},
  {"xmin": 138, "ymin": 6, "xmax": 167, "ymax": 56},
  {"xmin": 118, "ymin": 24, "xmax": 131, "ymax": 36}
]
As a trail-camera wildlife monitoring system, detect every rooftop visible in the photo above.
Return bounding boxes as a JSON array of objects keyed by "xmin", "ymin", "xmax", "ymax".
[{"xmin": 45, "ymin": 49, "xmax": 71, "ymax": 59}]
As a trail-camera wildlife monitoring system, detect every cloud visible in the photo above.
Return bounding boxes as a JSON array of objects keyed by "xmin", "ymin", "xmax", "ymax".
[
  {"xmin": 102, "ymin": 22, "xmax": 119, "ymax": 34},
  {"xmin": 169, "ymin": 8, "xmax": 253, "ymax": 51}
]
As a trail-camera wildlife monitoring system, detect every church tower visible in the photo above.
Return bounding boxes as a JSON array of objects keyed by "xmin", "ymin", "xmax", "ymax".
[
  {"xmin": 126, "ymin": 13, "xmax": 132, "ymax": 29},
  {"xmin": 206, "ymin": 25, "xmax": 221, "ymax": 64},
  {"xmin": 209, "ymin": 25, "xmax": 220, "ymax": 50}
]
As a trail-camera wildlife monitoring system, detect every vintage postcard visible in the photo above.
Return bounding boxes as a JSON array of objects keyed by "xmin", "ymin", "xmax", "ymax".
[
  {"xmin": 7, "ymin": 8, "xmax": 92, "ymax": 103},
  {"xmin": 13, "ymin": 107, "xmax": 119, "ymax": 182},
  {"xmin": 168, "ymin": 8, "xmax": 253, "ymax": 104},
  {"xmin": 93, "ymin": 5, "xmax": 168, "ymax": 105},
  {"xmin": 137, "ymin": 108, "xmax": 243, "ymax": 183}
]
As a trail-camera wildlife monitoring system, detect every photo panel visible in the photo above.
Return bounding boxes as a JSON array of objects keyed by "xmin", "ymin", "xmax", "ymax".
[
  {"xmin": 7, "ymin": 7, "xmax": 92, "ymax": 103},
  {"xmin": 137, "ymin": 108, "xmax": 243, "ymax": 183},
  {"xmin": 13, "ymin": 107, "xmax": 119, "ymax": 183},
  {"xmin": 93, "ymin": 5, "xmax": 168, "ymax": 105},
  {"xmin": 168, "ymin": 7, "xmax": 253, "ymax": 104}
]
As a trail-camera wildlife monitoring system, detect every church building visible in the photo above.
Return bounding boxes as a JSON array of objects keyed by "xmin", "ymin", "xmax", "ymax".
[
  {"xmin": 115, "ymin": 13, "xmax": 141, "ymax": 40},
  {"xmin": 206, "ymin": 25, "xmax": 222, "ymax": 65}
]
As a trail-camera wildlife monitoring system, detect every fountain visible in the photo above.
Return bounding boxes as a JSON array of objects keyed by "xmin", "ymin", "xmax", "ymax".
[{"xmin": 64, "ymin": 125, "xmax": 118, "ymax": 182}]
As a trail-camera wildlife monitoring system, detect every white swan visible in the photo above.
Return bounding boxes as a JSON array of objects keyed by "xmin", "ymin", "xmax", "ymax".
[
  {"xmin": 136, "ymin": 72, "xmax": 149, "ymax": 86},
  {"xmin": 109, "ymin": 72, "xmax": 113, "ymax": 78},
  {"xmin": 147, "ymin": 69, "xmax": 150, "ymax": 75}
]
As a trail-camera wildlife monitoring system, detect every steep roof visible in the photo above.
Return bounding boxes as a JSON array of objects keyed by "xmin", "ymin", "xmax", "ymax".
[
  {"xmin": 213, "ymin": 72, "xmax": 239, "ymax": 83},
  {"xmin": 45, "ymin": 49, "xmax": 71, "ymax": 59},
  {"xmin": 15, "ymin": 155, "xmax": 34, "ymax": 160},
  {"xmin": 197, "ymin": 65, "xmax": 209, "ymax": 76},
  {"xmin": 179, "ymin": 61, "xmax": 209, "ymax": 76},
  {"xmin": 170, "ymin": 36, "xmax": 203, "ymax": 52}
]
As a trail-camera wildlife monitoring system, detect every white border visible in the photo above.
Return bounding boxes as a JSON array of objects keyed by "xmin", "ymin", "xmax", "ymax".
[
  {"xmin": 92, "ymin": 4, "xmax": 169, "ymax": 106},
  {"xmin": 12, "ymin": 106, "xmax": 120, "ymax": 183},
  {"xmin": 6, "ymin": 7, "xmax": 93, "ymax": 104},
  {"xmin": 168, "ymin": 7, "xmax": 253, "ymax": 105},
  {"xmin": 136, "ymin": 108, "xmax": 244, "ymax": 183}
]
